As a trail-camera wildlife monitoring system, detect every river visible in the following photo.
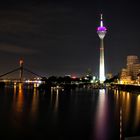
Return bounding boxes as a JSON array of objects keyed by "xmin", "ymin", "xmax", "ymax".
[{"xmin": 0, "ymin": 84, "xmax": 140, "ymax": 140}]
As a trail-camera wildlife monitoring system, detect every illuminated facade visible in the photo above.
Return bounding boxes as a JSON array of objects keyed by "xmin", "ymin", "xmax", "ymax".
[
  {"xmin": 97, "ymin": 14, "xmax": 107, "ymax": 83},
  {"xmin": 127, "ymin": 55, "xmax": 139, "ymax": 77},
  {"xmin": 132, "ymin": 64, "xmax": 140, "ymax": 80},
  {"xmin": 120, "ymin": 68, "xmax": 131, "ymax": 84},
  {"xmin": 120, "ymin": 55, "xmax": 140, "ymax": 84}
]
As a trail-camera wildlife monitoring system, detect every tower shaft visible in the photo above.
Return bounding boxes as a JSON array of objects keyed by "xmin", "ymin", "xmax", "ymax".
[{"xmin": 99, "ymin": 39, "xmax": 105, "ymax": 83}]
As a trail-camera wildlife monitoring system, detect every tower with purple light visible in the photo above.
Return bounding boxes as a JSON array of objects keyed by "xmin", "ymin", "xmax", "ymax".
[{"xmin": 97, "ymin": 14, "xmax": 107, "ymax": 83}]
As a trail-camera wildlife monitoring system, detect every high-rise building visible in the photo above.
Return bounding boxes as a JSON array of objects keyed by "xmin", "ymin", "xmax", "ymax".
[
  {"xmin": 97, "ymin": 14, "xmax": 107, "ymax": 83},
  {"xmin": 121, "ymin": 68, "xmax": 128, "ymax": 79},
  {"xmin": 120, "ymin": 55, "xmax": 140, "ymax": 83},
  {"xmin": 127, "ymin": 55, "xmax": 139, "ymax": 77},
  {"xmin": 133, "ymin": 64, "xmax": 140, "ymax": 80}
]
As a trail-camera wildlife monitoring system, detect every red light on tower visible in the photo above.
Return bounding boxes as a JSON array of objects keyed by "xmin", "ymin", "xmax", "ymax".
[{"xmin": 20, "ymin": 59, "xmax": 24, "ymax": 67}]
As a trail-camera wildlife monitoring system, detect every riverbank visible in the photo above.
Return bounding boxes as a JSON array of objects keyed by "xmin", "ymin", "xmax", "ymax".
[{"xmin": 111, "ymin": 84, "xmax": 140, "ymax": 92}]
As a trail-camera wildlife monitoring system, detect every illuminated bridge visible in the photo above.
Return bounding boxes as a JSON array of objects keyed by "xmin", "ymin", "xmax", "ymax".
[{"xmin": 0, "ymin": 59, "xmax": 44, "ymax": 85}]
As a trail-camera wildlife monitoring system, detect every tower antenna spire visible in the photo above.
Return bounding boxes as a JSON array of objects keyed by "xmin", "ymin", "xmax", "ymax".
[
  {"xmin": 100, "ymin": 14, "xmax": 103, "ymax": 27},
  {"xmin": 101, "ymin": 14, "xmax": 103, "ymax": 20}
]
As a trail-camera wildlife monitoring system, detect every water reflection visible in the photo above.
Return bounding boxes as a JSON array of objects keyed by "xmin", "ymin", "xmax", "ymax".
[
  {"xmin": 125, "ymin": 92, "xmax": 130, "ymax": 125},
  {"xmin": 54, "ymin": 89, "xmax": 59, "ymax": 112},
  {"xmin": 114, "ymin": 90, "xmax": 119, "ymax": 117},
  {"xmin": 121, "ymin": 91, "xmax": 131, "ymax": 128},
  {"xmin": 12, "ymin": 83, "xmax": 17, "ymax": 107},
  {"xmin": 94, "ymin": 89, "xmax": 109, "ymax": 140},
  {"xmin": 115, "ymin": 90, "xmax": 140, "ymax": 137},
  {"xmin": 11, "ymin": 84, "xmax": 40, "ymax": 126},
  {"xmin": 30, "ymin": 87, "xmax": 39, "ymax": 122},
  {"xmin": 1, "ymin": 85, "xmax": 140, "ymax": 139},
  {"xmin": 16, "ymin": 83, "xmax": 24, "ymax": 113},
  {"xmin": 114, "ymin": 90, "xmax": 123, "ymax": 140},
  {"xmin": 134, "ymin": 95, "xmax": 140, "ymax": 129},
  {"xmin": 51, "ymin": 89, "xmax": 60, "ymax": 125}
]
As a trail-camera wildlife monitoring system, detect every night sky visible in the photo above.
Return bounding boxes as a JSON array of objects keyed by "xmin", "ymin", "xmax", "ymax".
[{"xmin": 0, "ymin": 0, "xmax": 140, "ymax": 78}]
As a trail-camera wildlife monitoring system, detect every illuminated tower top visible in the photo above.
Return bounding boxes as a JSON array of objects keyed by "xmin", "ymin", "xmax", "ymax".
[
  {"xmin": 97, "ymin": 14, "xmax": 107, "ymax": 39},
  {"xmin": 97, "ymin": 14, "xmax": 107, "ymax": 32}
]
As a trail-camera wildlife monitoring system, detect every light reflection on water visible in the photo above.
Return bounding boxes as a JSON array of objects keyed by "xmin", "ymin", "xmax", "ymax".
[
  {"xmin": 121, "ymin": 91, "xmax": 131, "ymax": 129},
  {"xmin": 54, "ymin": 89, "xmax": 59, "ymax": 112},
  {"xmin": 30, "ymin": 87, "xmax": 39, "ymax": 122},
  {"xmin": 114, "ymin": 90, "xmax": 140, "ymax": 138},
  {"xmin": 134, "ymin": 95, "xmax": 140, "ymax": 129},
  {"xmin": 94, "ymin": 89, "xmax": 109, "ymax": 140},
  {"xmin": 0, "ymin": 86, "xmax": 140, "ymax": 139},
  {"xmin": 52, "ymin": 89, "xmax": 59, "ymax": 125},
  {"xmin": 16, "ymin": 83, "xmax": 24, "ymax": 113}
]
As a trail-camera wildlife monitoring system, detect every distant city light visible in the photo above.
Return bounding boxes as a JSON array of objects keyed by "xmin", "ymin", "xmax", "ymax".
[
  {"xmin": 25, "ymin": 80, "xmax": 42, "ymax": 84},
  {"xmin": 72, "ymin": 76, "xmax": 76, "ymax": 79},
  {"xmin": 91, "ymin": 80, "xmax": 94, "ymax": 83},
  {"xmin": 84, "ymin": 77, "xmax": 87, "ymax": 80},
  {"xmin": 93, "ymin": 76, "xmax": 96, "ymax": 80}
]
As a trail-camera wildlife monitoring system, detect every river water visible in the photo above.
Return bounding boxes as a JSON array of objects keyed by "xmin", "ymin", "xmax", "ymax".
[{"xmin": 0, "ymin": 84, "xmax": 140, "ymax": 140}]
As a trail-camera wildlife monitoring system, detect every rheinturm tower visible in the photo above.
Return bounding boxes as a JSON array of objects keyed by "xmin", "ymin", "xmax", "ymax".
[{"xmin": 97, "ymin": 14, "xmax": 107, "ymax": 83}]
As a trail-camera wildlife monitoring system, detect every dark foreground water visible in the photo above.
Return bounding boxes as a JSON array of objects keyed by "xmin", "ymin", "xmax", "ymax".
[{"xmin": 0, "ymin": 85, "xmax": 140, "ymax": 140}]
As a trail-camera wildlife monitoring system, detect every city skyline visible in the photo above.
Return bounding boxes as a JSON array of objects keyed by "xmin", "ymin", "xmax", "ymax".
[{"xmin": 0, "ymin": 0, "xmax": 140, "ymax": 77}]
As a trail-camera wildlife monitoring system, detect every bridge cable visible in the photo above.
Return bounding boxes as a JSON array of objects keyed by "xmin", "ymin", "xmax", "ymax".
[
  {"xmin": 0, "ymin": 68, "xmax": 20, "ymax": 78},
  {"xmin": 23, "ymin": 67, "xmax": 44, "ymax": 78}
]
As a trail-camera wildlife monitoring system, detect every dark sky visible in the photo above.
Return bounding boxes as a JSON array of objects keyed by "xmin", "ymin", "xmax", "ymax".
[{"xmin": 0, "ymin": 0, "xmax": 140, "ymax": 78}]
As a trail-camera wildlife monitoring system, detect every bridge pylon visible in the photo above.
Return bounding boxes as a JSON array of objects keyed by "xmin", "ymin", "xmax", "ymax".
[{"xmin": 19, "ymin": 59, "xmax": 24, "ymax": 83}]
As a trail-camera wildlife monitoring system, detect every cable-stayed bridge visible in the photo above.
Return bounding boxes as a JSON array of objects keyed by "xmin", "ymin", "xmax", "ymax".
[{"xmin": 0, "ymin": 59, "xmax": 44, "ymax": 85}]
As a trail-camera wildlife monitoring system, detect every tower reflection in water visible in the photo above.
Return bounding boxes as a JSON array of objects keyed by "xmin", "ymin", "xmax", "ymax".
[{"xmin": 94, "ymin": 89, "xmax": 109, "ymax": 140}]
